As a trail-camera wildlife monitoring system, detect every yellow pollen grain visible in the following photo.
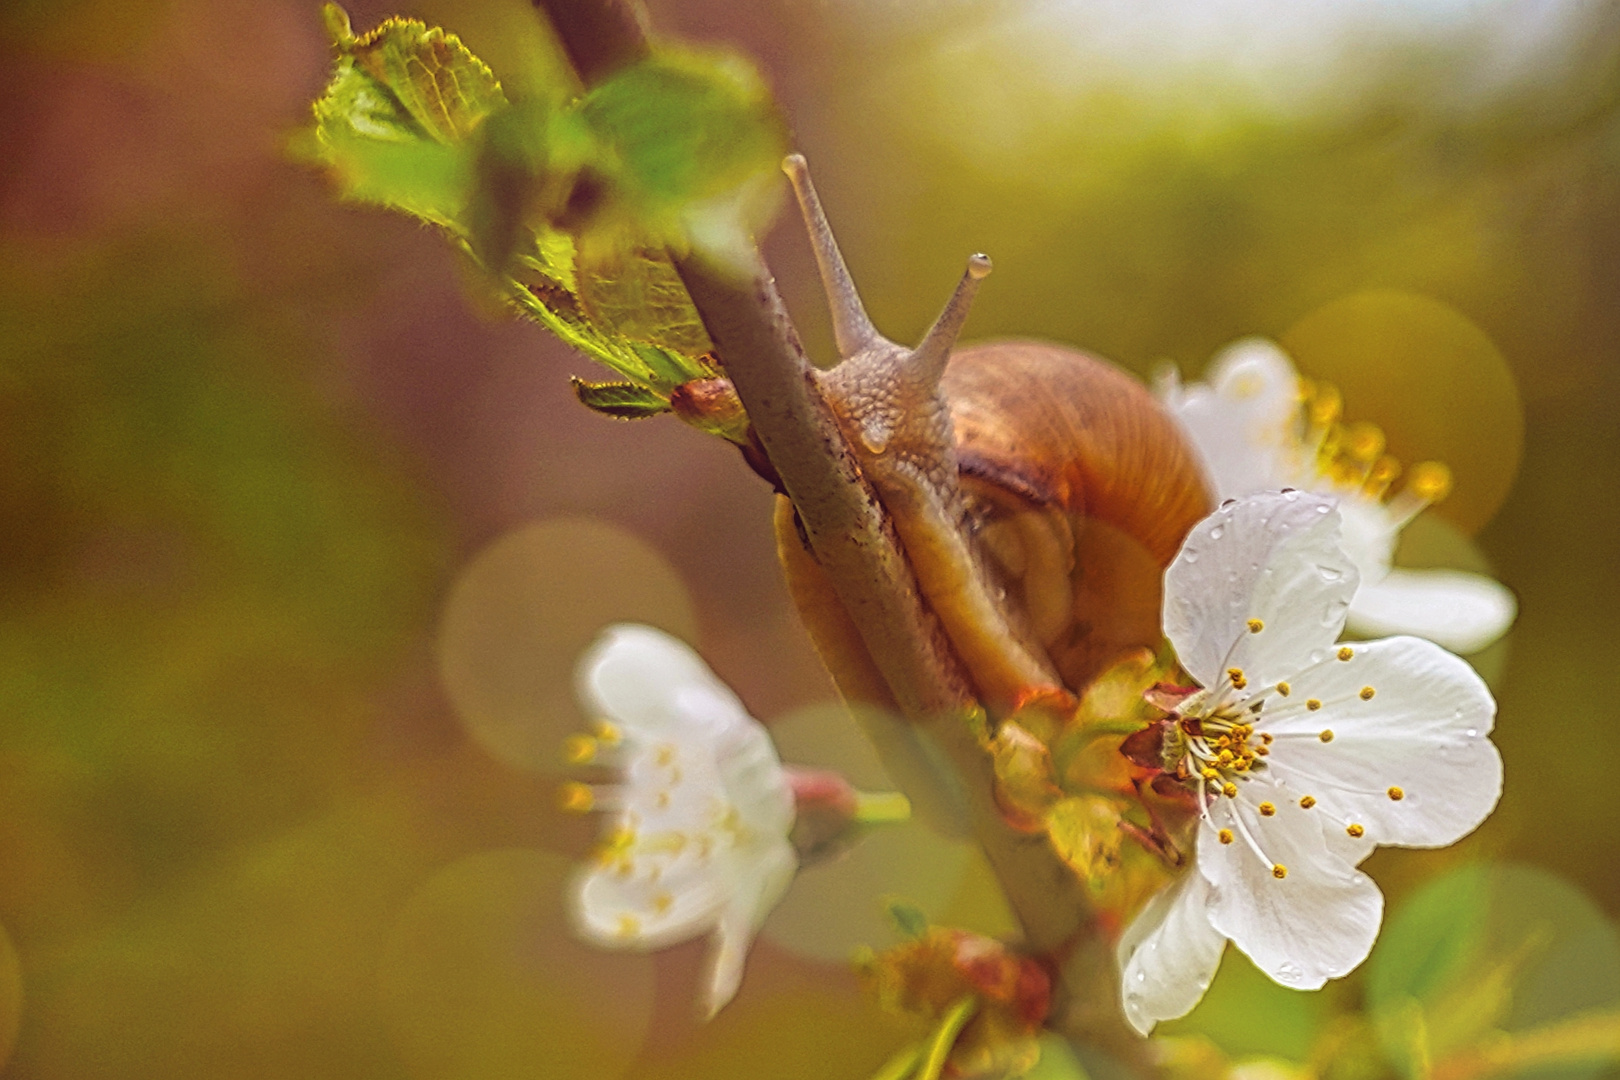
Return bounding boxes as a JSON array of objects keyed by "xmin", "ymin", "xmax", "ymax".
[
  {"xmin": 653, "ymin": 892, "xmax": 673, "ymax": 914},
  {"xmin": 655, "ymin": 745, "xmax": 676, "ymax": 767},
  {"xmin": 616, "ymin": 914, "xmax": 641, "ymax": 939},
  {"xmin": 1259, "ymin": 802, "xmax": 1276, "ymax": 816},
  {"xmin": 1277, "ymin": 682, "xmax": 1291, "ymax": 696},
  {"xmin": 1360, "ymin": 686, "xmax": 1376, "ymax": 700},
  {"xmin": 558, "ymin": 782, "xmax": 594, "ymax": 814},
  {"xmin": 1319, "ymin": 729, "xmax": 1335, "ymax": 743},
  {"xmin": 1223, "ymin": 783, "xmax": 1238, "ymax": 798},
  {"xmin": 1338, "ymin": 646, "xmax": 1354, "ymax": 662},
  {"xmin": 563, "ymin": 734, "xmax": 598, "ymax": 765},
  {"xmin": 1409, "ymin": 460, "xmax": 1453, "ymax": 502},
  {"xmin": 1388, "ymin": 787, "xmax": 1405, "ymax": 801},
  {"xmin": 1218, "ymin": 829, "xmax": 1234, "ymax": 845},
  {"xmin": 1272, "ymin": 864, "xmax": 1288, "ymax": 879},
  {"xmin": 1346, "ymin": 823, "xmax": 1365, "ymax": 838},
  {"xmin": 1247, "ymin": 619, "xmax": 1265, "ymax": 634},
  {"xmin": 1300, "ymin": 795, "xmax": 1316, "ymax": 809},
  {"xmin": 594, "ymin": 720, "xmax": 622, "ymax": 746},
  {"xmin": 1307, "ymin": 699, "xmax": 1322, "ymax": 711}
]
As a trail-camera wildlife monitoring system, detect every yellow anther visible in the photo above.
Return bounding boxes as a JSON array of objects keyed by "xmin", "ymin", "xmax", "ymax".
[
  {"xmin": 1306, "ymin": 699, "xmax": 1322, "ymax": 711},
  {"xmin": 1216, "ymin": 736, "xmax": 1232, "ymax": 749},
  {"xmin": 1227, "ymin": 667, "xmax": 1247, "ymax": 689},
  {"xmin": 1217, "ymin": 750, "xmax": 1235, "ymax": 766},
  {"xmin": 594, "ymin": 719, "xmax": 623, "ymax": 746},
  {"xmin": 1346, "ymin": 823, "xmax": 1365, "ymax": 838},
  {"xmin": 1272, "ymin": 864, "xmax": 1288, "ymax": 879},
  {"xmin": 1247, "ymin": 618, "xmax": 1265, "ymax": 634},
  {"xmin": 563, "ymin": 734, "xmax": 598, "ymax": 765},
  {"xmin": 1319, "ymin": 729, "xmax": 1335, "ymax": 743},
  {"xmin": 1365, "ymin": 455, "xmax": 1402, "ymax": 498},
  {"xmin": 1344, "ymin": 421, "xmax": 1386, "ymax": 463},
  {"xmin": 1277, "ymin": 682, "xmax": 1291, "ymax": 697},
  {"xmin": 1255, "ymin": 745, "xmax": 1270, "ymax": 756},
  {"xmin": 1299, "ymin": 795, "xmax": 1317, "ymax": 809},
  {"xmin": 1261, "ymin": 732, "xmax": 1274, "ymax": 744},
  {"xmin": 1259, "ymin": 802, "xmax": 1276, "ymax": 816},
  {"xmin": 1308, "ymin": 383, "xmax": 1342, "ymax": 426},
  {"xmin": 1338, "ymin": 646, "xmax": 1354, "ymax": 661},
  {"xmin": 1360, "ymin": 686, "xmax": 1376, "ymax": 700},
  {"xmin": 1408, "ymin": 461, "xmax": 1453, "ymax": 502},
  {"xmin": 1388, "ymin": 787, "xmax": 1405, "ymax": 801},
  {"xmin": 1223, "ymin": 783, "xmax": 1238, "ymax": 798},
  {"xmin": 1201, "ymin": 767, "xmax": 1219, "ymax": 780},
  {"xmin": 558, "ymin": 782, "xmax": 595, "ymax": 814},
  {"xmin": 616, "ymin": 913, "xmax": 642, "ymax": 939},
  {"xmin": 1218, "ymin": 829, "xmax": 1234, "ymax": 845},
  {"xmin": 1234, "ymin": 757, "xmax": 1251, "ymax": 771},
  {"xmin": 653, "ymin": 892, "xmax": 673, "ymax": 914}
]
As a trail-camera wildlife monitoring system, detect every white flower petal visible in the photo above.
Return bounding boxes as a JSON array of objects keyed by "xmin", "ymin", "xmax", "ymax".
[
  {"xmin": 1165, "ymin": 492, "xmax": 1359, "ymax": 689},
  {"xmin": 577, "ymin": 623, "xmax": 752, "ymax": 741},
  {"xmin": 1117, "ymin": 869, "xmax": 1227, "ymax": 1035},
  {"xmin": 703, "ymin": 840, "xmax": 798, "ymax": 1017},
  {"xmin": 1346, "ymin": 568, "xmax": 1517, "ymax": 655},
  {"xmin": 1162, "ymin": 339, "xmax": 1303, "ymax": 500},
  {"xmin": 1260, "ymin": 636, "xmax": 1501, "ymax": 848},
  {"xmin": 573, "ymin": 855, "xmax": 727, "ymax": 950},
  {"xmin": 1201, "ymin": 780, "xmax": 1383, "ymax": 989}
]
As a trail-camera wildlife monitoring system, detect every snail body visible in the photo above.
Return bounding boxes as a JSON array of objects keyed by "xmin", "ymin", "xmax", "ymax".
[{"xmin": 775, "ymin": 156, "xmax": 1211, "ymax": 728}]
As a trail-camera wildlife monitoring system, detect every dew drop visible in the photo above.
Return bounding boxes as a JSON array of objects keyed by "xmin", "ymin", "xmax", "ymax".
[
  {"xmin": 1136, "ymin": 971, "xmax": 1147, "ymax": 983},
  {"xmin": 1282, "ymin": 489, "xmax": 1299, "ymax": 501},
  {"xmin": 1465, "ymin": 728, "xmax": 1478, "ymax": 738},
  {"xmin": 1315, "ymin": 504, "xmax": 1331, "ymax": 514},
  {"xmin": 1275, "ymin": 961, "xmax": 1303, "ymax": 984},
  {"xmin": 1184, "ymin": 549, "xmax": 1200, "ymax": 564},
  {"xmin": 1317, "ymin": 564, "xmax": 1344, "ymax": 582},
  {"xmin": 1210, "ymin": 525, "xmax": 1225, "ymax": 540},
  {"xmin": 1309, "ymin": 649, "xmax": 1326, "ymax": 664}
]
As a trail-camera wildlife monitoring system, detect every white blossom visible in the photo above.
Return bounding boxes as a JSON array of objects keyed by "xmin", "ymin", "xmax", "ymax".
[
  {"xmin": 1117, "ymin": 491, "xmax": 1502, "ymax": 1035},
  {"xmin": 1159, "ymin": 338, "xmax": 1516, "ymax": 654},
  {"xmin": 566, "ymin": 624, "xmax": 797, "ymax": 1018}
]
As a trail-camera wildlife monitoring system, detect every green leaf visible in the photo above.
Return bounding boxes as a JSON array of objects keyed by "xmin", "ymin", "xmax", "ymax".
[
  {"xmin": 884, "ymin": 898, "xmax": 930, "ymax": 941},
  {"xmin": 581, "ymin": 50, "xmax": 787, "ymax": 225},
  {"xmin": 569, "ymin": 378, "xmax": 670, "ymax": 420},
  {"xmin": 300, "ymin": 9, "xmax": 783, "ymax": 436},
  {"xmin": 304, "ymin": 5, "xmax": 507, "ymax": 226}
]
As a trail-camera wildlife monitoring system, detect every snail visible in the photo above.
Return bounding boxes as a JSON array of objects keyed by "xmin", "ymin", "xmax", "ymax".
[{"xmin": 772, "ymin": 155, "xmax": 1212, "ymax": 728}]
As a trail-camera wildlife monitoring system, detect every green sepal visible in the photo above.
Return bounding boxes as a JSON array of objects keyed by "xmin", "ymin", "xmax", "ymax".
[{"xmin": 569, "ymin": 378, "xmax": 671, "ymax": 420}]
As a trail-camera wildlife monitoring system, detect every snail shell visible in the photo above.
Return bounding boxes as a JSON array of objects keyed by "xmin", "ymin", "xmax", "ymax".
[{"xmin": 945, "ymin": 340, "xmax": 1212, "ymax": 692}]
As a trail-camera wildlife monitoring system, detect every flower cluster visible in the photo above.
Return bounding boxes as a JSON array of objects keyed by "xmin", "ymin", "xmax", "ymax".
[
  {"xmin": 1116, "ymin": 491, "xmax": 1503, "ymax": 1034},
  {"xmin": 1159, "ymin": 338, "xmax": 1516, "ymax": 654},
  {"xmin": 562, "ymin": 624, "xmax": 798, "ymax": 1018}
]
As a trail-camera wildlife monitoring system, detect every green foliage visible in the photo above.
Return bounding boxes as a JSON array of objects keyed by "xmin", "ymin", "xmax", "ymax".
[{"xmin": 300, "ymin": 4, "xmax": 784, "ymax": 442}]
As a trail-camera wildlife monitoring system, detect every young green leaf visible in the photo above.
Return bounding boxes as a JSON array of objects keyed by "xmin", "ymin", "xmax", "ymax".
[{"xmin": 569, "ymin": 378, "xmax": 671, "ymax": 420}]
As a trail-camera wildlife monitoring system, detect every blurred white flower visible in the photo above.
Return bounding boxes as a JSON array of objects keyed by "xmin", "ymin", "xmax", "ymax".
[
  {"xmin": 563, "ymin": 623, "xmax": 797, "ymax": 1018},
  {"xmin": 1159, "ymin": 338, "xmax": 1516, "ymax": 654},
  {"xmin": 1117, "ymin": 491, "xmax": 1501, "ymax": 1035}
]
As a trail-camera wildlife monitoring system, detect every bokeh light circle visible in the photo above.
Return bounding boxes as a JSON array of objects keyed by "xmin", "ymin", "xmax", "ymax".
[
  {"xmin": 1280, "ymin": 290, "xmax": 1524, "ymax": 535},
  {"xmin": 762, "ymin": 702, "xmax": 1017, "ymax": 963},
  {"xmin": 378, "ymin": 848, "xmax": 655, "ymax": 1080},
  {"xmin": 436, "ymin": 517, "xmax": 698, "ymax": 773}
]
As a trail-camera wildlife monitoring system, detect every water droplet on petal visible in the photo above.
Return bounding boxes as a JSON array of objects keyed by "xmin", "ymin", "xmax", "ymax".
[
  {"xmin": 1210, "ymin": 525, "xmax": 1225, "ymax": 540},
  {"xmin": 1135, "ymin": 971, "xmax": 1147, "ymax": 983},
  {"xmin": 1465, "ymin": 728, "xmax": 1479, "ymax": 738},
  {"xmin": 1309, "ymin": 649, "xmax": 1326, "ymax": 664},
  {"xmin": 1276, "ymin": 961, "xmax": 1303, "ymax": 984},
  {"xmin": 1317, "ymin": 564, "xmax": 1343, "ymax": 582},
  {"xmin": 1184, "ymin": 550, "xmax": 1200, "ymax": 563},
  {"xmin": 1315, "ymin": 504, "xmax": 1332, "ymax": 514}
]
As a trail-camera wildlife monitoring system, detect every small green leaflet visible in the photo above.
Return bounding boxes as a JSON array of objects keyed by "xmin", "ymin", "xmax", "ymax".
[{"xmin": 302, "ymin": 4, "xmax": 782, "ymax": 444}]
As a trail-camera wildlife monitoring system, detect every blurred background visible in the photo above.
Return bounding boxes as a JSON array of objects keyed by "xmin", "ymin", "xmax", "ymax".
[{"xmin": 1, "ymin": 0, "xmax": 1617, "ymax": 1076}]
